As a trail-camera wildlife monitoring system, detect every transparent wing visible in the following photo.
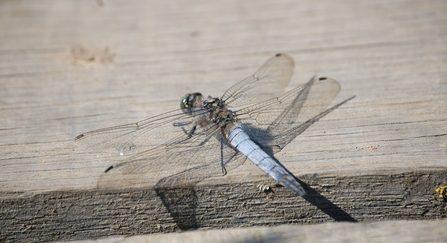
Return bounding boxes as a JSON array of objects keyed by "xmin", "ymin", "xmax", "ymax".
[
  {"xmin": 236, "ymin": 77, "xmax": 341, "ymax": 153},
  {"xmin": 76, "ymin": 55, "xmax": 340, "ymax": 192},
  {"xmin": 97, "ymin": 123, "xmax": 247, "ymax": 190},
  {"xmin": 222, "ymin": 53, "xmax": 294, "ymax": 108},
  {"xmin": 75, "ymin": 108, "xmax": 208, "ymax": 161}
]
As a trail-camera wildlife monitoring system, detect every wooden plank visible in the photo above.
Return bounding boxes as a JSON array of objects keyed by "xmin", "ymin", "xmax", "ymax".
[
  {"xmin": 2, "ymin": 171, "xmax": 447, "ymax": 242},
  {"xmin": 64, "ymin": 219, "xmax": 447, "ymax": 243},
  {"xmin": 1, "ymin": 0, "xmax": 446, "ymax": 242}
]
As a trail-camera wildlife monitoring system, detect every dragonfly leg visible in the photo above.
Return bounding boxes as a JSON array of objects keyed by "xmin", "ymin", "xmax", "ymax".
[
  {"xmin": 171, "ymin": 125, "xmax": 197, "ymax": 146},
  {"xmin": 180, "ymin": 125, "xmax": 196, "ymax": 137},
  {"xmin": 220, "ymin": 139, "xmax": 227, "ymax": 176}
]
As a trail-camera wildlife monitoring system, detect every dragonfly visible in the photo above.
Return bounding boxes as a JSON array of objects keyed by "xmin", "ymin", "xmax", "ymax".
[{"xmin": 75, "ymin": 53, "xmax": 341, "ymax": 197}]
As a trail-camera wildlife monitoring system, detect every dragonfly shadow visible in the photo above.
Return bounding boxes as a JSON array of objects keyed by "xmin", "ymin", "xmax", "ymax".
[
  {"xmin": 154, "ymin": 186, "xmax": 199, "ymax": 230},
  {"xmin": 299, "ymin": 179, "xmax": 358, "ymax": 222},
  {"xmin": 289, "ymin": 95, "xmax": 357, "ymax": 222}
]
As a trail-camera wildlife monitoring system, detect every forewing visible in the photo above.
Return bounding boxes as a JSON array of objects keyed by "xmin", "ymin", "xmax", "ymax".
[
  {"xmin": 236, "ymin": 77, "xmax": 340, "ymax": 153},
  {"xmin": 75, "ymin": 108, "xmax": 207, "ymax": 161},
  {"xmin": 222, "ymin": 53, "xmax": 294, "ymax": 108}
]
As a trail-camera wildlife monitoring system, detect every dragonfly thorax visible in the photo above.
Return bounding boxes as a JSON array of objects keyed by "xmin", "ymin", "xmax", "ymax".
[
  {"xmin": 203, "ymin": 96, "xmax": 224, "ymax": 111},
  {"xmin": 181, "ymin": 93, "xmax": 236, "ymax": 127},
  {"xmin": 203, "ymin": 96, "xmax": 236, "ymax": 127}
]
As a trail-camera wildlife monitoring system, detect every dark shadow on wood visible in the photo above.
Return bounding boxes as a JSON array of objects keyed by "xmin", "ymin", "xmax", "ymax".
[
  {"xmin": 298, "ymin": 96, "xmax": 358, "ymax": 221},
  {"xmin": 299, "ymin": 180, "xmax": 358, "ymax": 222},
  {"xmin": 154, "ymin": 186, "xmax": 199, "ymax": 230}
]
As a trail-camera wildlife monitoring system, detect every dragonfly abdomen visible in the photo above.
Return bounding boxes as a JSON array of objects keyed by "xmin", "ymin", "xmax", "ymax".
[{"xmin": 227, "ymin": 127, "xmax": 307, "ymax": 196}]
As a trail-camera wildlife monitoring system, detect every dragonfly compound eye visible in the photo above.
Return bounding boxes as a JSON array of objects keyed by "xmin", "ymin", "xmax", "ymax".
[{"xmin": 180, "ymin": 92, "xmax": 204, "ymax": 114}]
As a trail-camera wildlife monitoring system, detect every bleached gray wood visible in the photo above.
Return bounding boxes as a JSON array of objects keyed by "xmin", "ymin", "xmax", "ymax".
[
  {"xmin": 63, "ymin": 219, "xmax": 447, "ymax": 243},
  {"xmin": 1, "ymin": 0, "xmax": 446, "ymax": 242}
]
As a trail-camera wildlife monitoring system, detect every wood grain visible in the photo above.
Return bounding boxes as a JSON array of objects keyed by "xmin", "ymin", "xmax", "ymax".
[
  {"xmin": 1, "ymin": 0, "xmax": 446, "ymax": 242},
  {"xmin": 64, "ymin": 219, "xmax": 447, "ymax": 243}
]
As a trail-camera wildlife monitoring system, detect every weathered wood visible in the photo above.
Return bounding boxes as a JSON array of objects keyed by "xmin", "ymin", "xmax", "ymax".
[
  {"xmin": 1, "ymin": 0, "xmax": 446, "ymax": 242},
  {"xmin": 64, "ymin": 219, "xmax": 447, "ymax": 243},
  {"xmin": 2, "ymin": 171, "xmax": 447, "ymax": 242}
]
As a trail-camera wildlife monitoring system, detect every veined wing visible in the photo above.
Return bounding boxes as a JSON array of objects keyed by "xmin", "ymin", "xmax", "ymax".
[
  {"xmin": 222, "ymin": 53, "xmax": 294, "ymax": 108},
  {"xmin": 236, "ymin": 77, "xmax": 341, "ymax": 153},
  {"xmin": 75, "ymin": 108, "xmax": 208, "ymax": 161},
  {"xmin": 76, "ymin": 53, "xmax": 293, "ymax": 162},
  {"xmin": 97, "ymin": 121, "xmax": 247, "ymax": 190}
]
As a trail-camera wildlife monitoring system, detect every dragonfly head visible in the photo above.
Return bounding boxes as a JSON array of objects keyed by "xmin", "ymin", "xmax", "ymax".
[{"xmin": 180, "ymin": 92, "xmax": 204, "ymax": 114}]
